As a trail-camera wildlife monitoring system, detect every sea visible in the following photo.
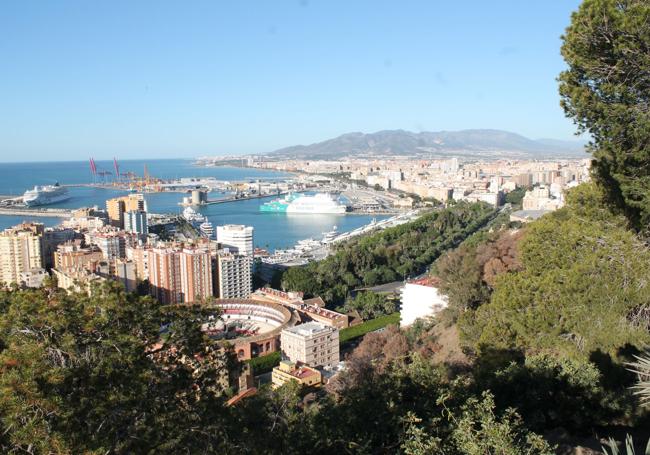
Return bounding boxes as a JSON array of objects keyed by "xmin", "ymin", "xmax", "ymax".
[{"xmin": 0, "ymin": 159, "xmax": 386, "ymax": 251}]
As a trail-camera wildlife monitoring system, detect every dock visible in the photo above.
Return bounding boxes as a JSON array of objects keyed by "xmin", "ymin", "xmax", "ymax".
[{"xmin": 0, "ymin": 207, "xmax": 74, "ymax": 218}]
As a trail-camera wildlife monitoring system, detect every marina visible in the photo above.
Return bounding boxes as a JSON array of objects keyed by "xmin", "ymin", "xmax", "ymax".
[{"xmin": 0, "ymin": 160, "xmax": 400, "ymax": 251}]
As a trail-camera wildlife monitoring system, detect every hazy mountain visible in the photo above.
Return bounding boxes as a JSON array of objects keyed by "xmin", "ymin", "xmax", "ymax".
[{"xmin": 269, "ymin": 129, "xmax": 587, "ymax": 160}]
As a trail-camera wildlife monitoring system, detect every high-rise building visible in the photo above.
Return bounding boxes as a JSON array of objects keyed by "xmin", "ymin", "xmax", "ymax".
[
  {"xmin": 0, "ymin": 223, "xmax": 44, "ymax": 286},
  {"xmin": 215, "ymin": 251, "xmax": 252, "ymax": 299},
  {"xmin": 149, "ymin": 246, "xmax": 212, "ymax": 304},
  {"xmin": 124, "ymin": 210, "xmax": 148, "ymax": 236},
  {"xmin": 179, "ymin": 248, "xmax": 213, "ymax": 303},
  {"xmin": 106, "ymin": 194, "xmax": 145, "ymax": 228},
  {"xmin": 280, "ymin": 322, "xmax": 339, "ymax": 368},
  {"xmin": 216, "ymin": 225, "xmax": 254, "ymax": 256}
]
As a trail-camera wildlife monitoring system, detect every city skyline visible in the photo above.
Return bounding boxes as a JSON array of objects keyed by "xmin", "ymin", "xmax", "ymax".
[{"xmin": 1, "ymin": 0, "xmax": 582, "ymax": 162}]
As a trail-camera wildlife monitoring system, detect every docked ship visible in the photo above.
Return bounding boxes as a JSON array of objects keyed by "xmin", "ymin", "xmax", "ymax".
[
  {"xmin": 183, "ymin": 207, "xmax": 214, "ymax": 239},
  {"xmin": 260, "ymin": 193, "xmax": 347, "ymax": 214},
  {"xmin": 182, "ymin": 206, "xmax": 206, "ymax": 223},
  {"xmin": 22, "ymin": 183, "xmax": 70, "ymax": 206},
  {"xmin": 199, "ymin": 220, "xmax": 215, "ymax": 239}
]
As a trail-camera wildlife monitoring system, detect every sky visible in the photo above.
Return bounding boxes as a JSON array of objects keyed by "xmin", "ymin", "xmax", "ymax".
[{"xmin": 0, "ymin": 0, "xmax": 583, "ymax": 162}]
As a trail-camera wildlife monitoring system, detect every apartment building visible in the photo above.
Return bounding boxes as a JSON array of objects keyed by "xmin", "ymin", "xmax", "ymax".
[
  {"xmin": 124, "ymin": 209, "xmax": 148, "ymax": 236},
  {"xmin": 106, "ymin": 193, "xmax": 145, "ymax": 228},
  {"xmin": 215, "ymin": 251, "xmax": 252, "ymax": 299},
  {"xmin": 280, "ymin": 322, "xmax": 339, "ymax": 368},
  {"xmin": 0, "ymin": 223, "xmax": 44, "ymax": 286},
  {"xmin": 149, "ymin": 246, "xmax": 212, "ymax": 304}
]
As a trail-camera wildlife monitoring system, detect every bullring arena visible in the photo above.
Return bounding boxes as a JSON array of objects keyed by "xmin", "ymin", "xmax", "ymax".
[{"xmin": 203, "ymin": 298, "xmax": 296, "ymax": 360}]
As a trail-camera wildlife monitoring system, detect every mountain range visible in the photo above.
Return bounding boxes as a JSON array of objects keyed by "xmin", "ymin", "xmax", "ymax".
[{"xmin": 268, "ymin": 129, "xmax": 587, "ymax": 160}]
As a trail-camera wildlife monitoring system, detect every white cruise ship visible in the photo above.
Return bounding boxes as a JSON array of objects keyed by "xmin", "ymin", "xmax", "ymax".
[
  {"xmin": 285, "ymin": 193, "xmax": 347, "ymax": 214},
  {"xmin": 23, "ymin": 183, "xmax": 70, "ymax": 206}
]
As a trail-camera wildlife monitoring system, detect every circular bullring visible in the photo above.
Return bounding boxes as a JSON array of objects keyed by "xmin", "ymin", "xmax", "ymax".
[{"xmin": 202, "ymin": 298, "xmax": 293, "ymax": 342}]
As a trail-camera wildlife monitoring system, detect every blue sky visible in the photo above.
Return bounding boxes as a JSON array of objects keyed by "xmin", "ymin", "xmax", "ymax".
[{"xmin": 0, "ymin": 0, "xmax": 582, "ymax": 162}]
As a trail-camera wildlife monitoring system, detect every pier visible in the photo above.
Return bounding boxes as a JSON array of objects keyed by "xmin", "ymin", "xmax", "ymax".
[{"xmin": 0, "ymin": 207, "xmax": 74, "ymax": 218}]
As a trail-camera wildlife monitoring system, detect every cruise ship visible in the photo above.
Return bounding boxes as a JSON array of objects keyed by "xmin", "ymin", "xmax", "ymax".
[
  {"xmin": 22, "ymin": 183, "xmax": 70, "ymax": 206},
  {"xmin": 260, "ymin": 193, "xmax": 347, "ymax": 214}
]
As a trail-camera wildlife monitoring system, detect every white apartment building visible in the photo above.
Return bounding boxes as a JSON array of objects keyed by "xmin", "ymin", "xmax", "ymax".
[
  {"xmin": 0, "ymin": 223, "xmax": 44, "ymax": 286},
  {"xmin": 216, "ymin": 251, "xmax": 252, "ymax": 299},
  {"xmin": 400, "ymin": 278, "xmax": 448, "ymax": 327},
  {"xmin": 280, "ymin": 322, "xmax": 339, "ymax": 368},
  {"xmin": 216, "ymin": 225, "xmax": 254, "ymax": 256}
]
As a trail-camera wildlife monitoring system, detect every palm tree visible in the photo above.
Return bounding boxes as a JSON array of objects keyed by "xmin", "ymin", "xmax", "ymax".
[
  {"xmin": 628, "ymin": 352, "xmax": 650, "ymax": 406},
  {"xmin": 601, "ymin": 435, "xmax": 650, "ymax": 455}
]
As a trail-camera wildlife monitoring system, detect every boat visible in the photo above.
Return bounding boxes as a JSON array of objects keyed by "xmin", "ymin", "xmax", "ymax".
[
  {"xmin": 182, "ymin": 206, "xmax": 206, "ymax": 224},
  {"xmin": 260, "ymin": 193, "xmax": 347, "ymax": 214},
  {"xmin": 199, "ymin": 220, "xmax": 215, "ymax": 239},
  {"xmin": 259, "ymin": 193, "xmax": 298, "ymax": 212},
  {"xmin": 22, "ymin": 183, "xmax": 70, "ymax": 206},
  {"xmin": 322, "ymin": 226, "xmax": 338, "ymax": 243}
]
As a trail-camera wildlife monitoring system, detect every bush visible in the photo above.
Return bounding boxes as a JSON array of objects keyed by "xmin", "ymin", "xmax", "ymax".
[{"xmin": 246, "ymin": 351, "xmax": 281, "ymax": 375}]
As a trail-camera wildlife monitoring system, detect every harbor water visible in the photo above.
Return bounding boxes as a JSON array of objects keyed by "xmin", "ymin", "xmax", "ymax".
[{"xmin": 0, "ymin": 159, "xmax": 387, "ymax": 250}]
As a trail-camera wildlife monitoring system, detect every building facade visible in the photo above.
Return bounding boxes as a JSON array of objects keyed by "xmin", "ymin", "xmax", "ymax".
[
  {"xmin": 216, "ymin": 225, "xmax": 254, "ymax": 256},
  {"xmin": 149, "ymin": 246, "xmax": 212, "ymax": 304},
  {"xmin": 0, "ymin": 223, "xmax": 44, "ymax": 286},
  {"xmin": 124, "ymin": 210, "xmax": 148, "ymax": 236},
  {"xmin": 271, "ymin": 360, "xmax": 322, "ymax": 389},
  {"xmin": 400, "ymin": 277, "xmax": 448, "ymax": 327},
  {"xmin": 280, "ymin": 322, "xmax": 339, "ymax": 368},
  {"xmin": 106, "ymin": 194, "xmax": 145, "ymax": 228},
  {"xmin": 215, "ymin": 252, "xmax": 252, "ymax": 299}
]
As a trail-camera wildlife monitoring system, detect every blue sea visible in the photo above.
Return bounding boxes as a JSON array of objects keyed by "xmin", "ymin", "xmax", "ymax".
[{"xmin": 0, "ymin": 159, "xmax": 386, "ymax": 250}]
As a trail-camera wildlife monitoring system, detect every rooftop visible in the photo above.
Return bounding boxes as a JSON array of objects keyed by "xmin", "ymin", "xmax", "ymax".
[
  {"xmin": 408, "ymin": 276, "xmax": 441, "ymax": 288},
  {"xmin": 284, "ymin": 321, "xmax": 331, "ymax": 336}
]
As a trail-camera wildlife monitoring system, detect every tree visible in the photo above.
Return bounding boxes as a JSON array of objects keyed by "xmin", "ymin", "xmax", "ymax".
[
  {"xmin": 344, "ymin": 291, "xmax": 396, "ymax": 320},
  {"xmin": 0, "ymin": 283, "xmax": 234, "ymax": 453},
  {"xmin": 460, "ymin": 184, "xmax": 650, "ymax": 358},
  {"xmin": 559, "ymin": 0, "xmax": 650, "ymax": 229},
  {"xmin": 451, "ymin": 392, "xmax": 554, "ymax": 455}
]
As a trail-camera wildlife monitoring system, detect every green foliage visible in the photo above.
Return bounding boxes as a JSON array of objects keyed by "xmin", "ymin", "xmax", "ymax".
[
  {"xmin": 628, "ymin": 352, "xmax": 650, "ymax": 407},
  {"xmin": 461, "ymin": 184, "xmax": 650, "ymax": 358},
  {"xmin": 435, "ymin": 228, "xmax": 523, "ymax": 320},
  {"xmin": 343, "ymin": 291, "xmax": 396, "ymax": 319},
  {"xmin": 559, "ymin": 0, "xmax": 650, "ymax": 228},
  {"xmin": 451, "ymin": 392, "xmax": 554, "ymax": 455},
  {"xmin": 246, "ymin": 351, "xmax": 281, "ymax": 375},
  {"xmin": 282, "ymin": 202, "xmax": 497, "ymax": 305},
  {"xmin": 435, "ymin": 244, "xmax": 490, "ymax": 315},
  {"xmin": 339, "ymin": 312, "xmax": 400, "ymax": 344},
  {"xmin": 504, "ymin": 186, "xmax": 528, "ymax": 207},
  {"xmin": 0, "ymin": 283, "xmax": 234, "ymax": 453},
  {"xmin": 475, "ymin": 353, "xmax": 617, "ymax": 432}
]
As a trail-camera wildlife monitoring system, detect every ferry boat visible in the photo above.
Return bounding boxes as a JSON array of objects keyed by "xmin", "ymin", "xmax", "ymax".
[
  {"xmin": 260, "ymin": 193, "xmax": 346, "ymax": 214},
  {"xmin": 23, "ymin": 183, "xmax": 70, "ymax": 206}
]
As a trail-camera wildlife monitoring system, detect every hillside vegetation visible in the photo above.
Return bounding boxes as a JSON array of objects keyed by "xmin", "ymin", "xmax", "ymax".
[{"xmin": 281, "ymin": 202, "xmax": 497, "ymax": 304}]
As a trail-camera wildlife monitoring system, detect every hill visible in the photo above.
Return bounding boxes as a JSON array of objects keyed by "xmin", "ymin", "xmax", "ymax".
[{"xmin": 268, "ymin": 129, "xmax": 587, "ymax": 160}]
